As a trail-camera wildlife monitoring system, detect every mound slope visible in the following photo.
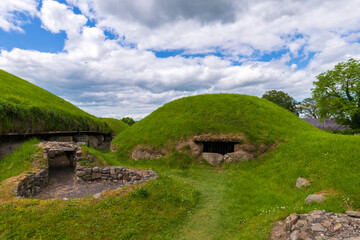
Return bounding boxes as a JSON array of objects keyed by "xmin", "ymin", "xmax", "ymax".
[
  {"xmin": 112, "ymin": 94, "xmax": 318, "ymax": 160},
  {"xmin": 0, "ymin": 70, "xmax": 109, "ymax": 134}
]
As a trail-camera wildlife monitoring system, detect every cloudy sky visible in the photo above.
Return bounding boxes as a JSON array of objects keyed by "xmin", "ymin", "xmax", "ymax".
[{"xmin": 1, "ymin": 0, "xmax": 360, "ymax": 120}]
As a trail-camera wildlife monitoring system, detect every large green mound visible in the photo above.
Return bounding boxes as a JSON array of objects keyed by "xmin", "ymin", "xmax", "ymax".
[
  {"xmin": 112, "ymin": 94, "xmax": 318, "ymax": 157},
  {"xmin": 0, "ymin": 70, "xmax": 110, "ymax": 134}
]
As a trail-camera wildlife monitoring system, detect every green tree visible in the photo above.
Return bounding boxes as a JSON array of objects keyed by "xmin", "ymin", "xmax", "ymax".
[
  {"xmin": 262, "ymin": 90, "xmax": 299, "ymax": 116},
  {"xmin": 121, "ymin": 117, "xmax": 135, "ymax": 126},
  {"xmin": 312, "ymin": 58, "xmax": 360, "ymax": 128},
  {"xmin": 299, "ymin": 98, "xmax": 320, "ymax": 118}
]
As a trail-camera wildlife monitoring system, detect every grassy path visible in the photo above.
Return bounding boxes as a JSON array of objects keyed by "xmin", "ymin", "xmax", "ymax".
[{"xmin": 172, "ymin": 170, "xmax": 232, "ymax": 240}]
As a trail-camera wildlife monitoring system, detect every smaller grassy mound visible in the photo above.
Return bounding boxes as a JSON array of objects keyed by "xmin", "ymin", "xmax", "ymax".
[
  {"xmin": 0, "ymin": 175, "xmax": 198, "ymax": 240},
  {"xmin": 101, "ymin": 118, "xmax": 129, "ymax": 135},
  {"xmin": 0, "ymin": 70, "xmax": 109, "ymax": 134},
  {"xmin": 112, "ymin": 94, "xmax": 318, "ymax": 159}
]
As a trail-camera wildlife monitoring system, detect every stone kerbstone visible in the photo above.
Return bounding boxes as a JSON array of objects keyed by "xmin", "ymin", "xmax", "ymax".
[
  {"xmin": 202, "ymin": 152, "xmax": 224, "ymax": 165},
  {"xmin": 88, "ymin": 135, "xmax": 99, "ymax": 147},
  {"xmin": 224, "ymin": 150, "xmax": 253, "ymax": 163},
  {"xmin": 74, "ymin": 134, "xmax": 89, "ymax": 144}
]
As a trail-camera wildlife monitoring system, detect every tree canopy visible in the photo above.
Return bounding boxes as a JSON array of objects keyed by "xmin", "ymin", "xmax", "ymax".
[
  {"xmin": 312, "ymin": 58, "xmax": 360, "ymax": 129},
  {"xmin": 262, "ymin": 90, "xmax": 299, "ymax": 116},
  {"xmin": 121, "ymin": 117, "xmax": 135, "ymax": 126},
  {"xmin": 299, "ymin": 98, "xmax": 320, "ymax": 118}
]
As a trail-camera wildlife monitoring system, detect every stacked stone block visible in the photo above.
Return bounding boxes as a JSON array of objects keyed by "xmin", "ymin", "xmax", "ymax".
[{"xmin": 15, "ymin": 169, "xmax": 49, "ymax": 197}]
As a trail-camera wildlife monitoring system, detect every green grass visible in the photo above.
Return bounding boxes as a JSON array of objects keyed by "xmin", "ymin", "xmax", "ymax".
[
  {"xmin": 0, "ymin": 139, "xmax": 43, "ymax": 182},
  {"xmin": 0, "ymin": 70, "xmax": 110, "ymax": 134},
  {"xmin": 101, "ymin": 118, "xmax": 129, "ymax": 135},
  {"xmin": 2, "ymin": 94, "xmax": 360, "ymax": 239}
]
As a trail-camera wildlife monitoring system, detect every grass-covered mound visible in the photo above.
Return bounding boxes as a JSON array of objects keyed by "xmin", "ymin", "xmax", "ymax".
[
  {"xmin": 0, "ymin": 70, "xmax": 110, "ymax": 134},
  {"xmin": 112, "ymin": 94, "xmax": 318, "ymax": 158},
  {"xmin": 101, "ymin": 118, "xmax": 129, "ymax": 135}
]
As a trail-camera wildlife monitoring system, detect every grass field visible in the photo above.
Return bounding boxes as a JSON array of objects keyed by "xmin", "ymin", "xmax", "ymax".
[{"xmin": 1, "ymin": 94, "xmax": 360, "ymax": 239}]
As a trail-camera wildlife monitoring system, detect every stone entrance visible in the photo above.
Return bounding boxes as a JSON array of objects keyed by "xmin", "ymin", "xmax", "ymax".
[
  {"xmin": 15, "ymin": 142, "xmax": 157, "ymax": 199},
  {"xmin": 200, "ymin": 141, "xmax": 238, "ymax": 155}
]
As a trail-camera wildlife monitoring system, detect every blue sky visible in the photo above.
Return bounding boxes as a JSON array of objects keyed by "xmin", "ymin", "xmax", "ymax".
[{"xmin": 1, "ymin": 0, "xmax": 360, "ymax": 119}]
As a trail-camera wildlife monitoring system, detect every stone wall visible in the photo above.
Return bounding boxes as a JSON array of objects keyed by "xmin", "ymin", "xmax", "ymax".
[
  {"xmin": 15, "ymin": 169, "xmax": 49, "ymax": 197},
  {"xmin": 75, "ymin": 166, "xmax": 157, "ymax": 183}
]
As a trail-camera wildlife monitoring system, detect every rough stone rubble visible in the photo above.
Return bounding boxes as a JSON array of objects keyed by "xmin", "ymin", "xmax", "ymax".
[{"xmin": 271, "ymin": 210, "xmax": 360, "ymax": 240}]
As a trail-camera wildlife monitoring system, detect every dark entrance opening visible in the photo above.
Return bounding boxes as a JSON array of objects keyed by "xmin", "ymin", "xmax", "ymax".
[
  {"xmin": 201, "ymin": 141, "xmax": 238, "ymax": 155},
  {"xmin": 48, "ymin": 153, "xmax": 72, "ymax": 169}
]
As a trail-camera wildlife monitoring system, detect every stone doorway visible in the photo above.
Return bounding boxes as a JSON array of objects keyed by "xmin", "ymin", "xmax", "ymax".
[{"xmin": 200, "ymin": 141, "xmax": 238, "ymax": 155}]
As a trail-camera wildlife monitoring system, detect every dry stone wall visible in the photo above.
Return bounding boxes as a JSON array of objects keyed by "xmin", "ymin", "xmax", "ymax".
[
  {"xmin": 15, "ymin": 169, "xmax": 49, "ymax": 197},
  {"xmin": 75, "ymin": 166, "xmax": 157, "ymax": 183}
]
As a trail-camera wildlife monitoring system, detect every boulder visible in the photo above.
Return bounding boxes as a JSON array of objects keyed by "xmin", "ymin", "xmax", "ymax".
[
  {"xmin": 202, "ymin": 152, "xmax": 224, "ymax": 165},
  {"xmin": 224, "ymin": 150, "xmax": 253, "ymax": 163},
  {"xmin": 305, "ymin": 194, "xmax": 326, "ymax": 203}
]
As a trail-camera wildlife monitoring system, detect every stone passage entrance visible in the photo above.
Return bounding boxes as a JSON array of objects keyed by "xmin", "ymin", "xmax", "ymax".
[
  {"xmin": 201, "ymin": 141, "xmax": 238, "ymax": 155},
  {"xmin": 15, "ymin": 142, "xmax": 157, "ymax": 199}
]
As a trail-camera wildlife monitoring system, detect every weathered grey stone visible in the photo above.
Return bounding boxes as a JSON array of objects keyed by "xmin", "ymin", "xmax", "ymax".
[
  {"xmin": 88, "ymin": 135, "xmax": 99, "ymax": 147},
  {"xmin": 305, "ymin": 194, "xmax": 326, "ymax": 203},
  {"xmin": 224, "ymin": 150, "xmax": 253, "ymax": 163},
  {"xmin": 92, "ymin": 167, "xmax": 99, "ymax": 173},
  {"xmin": 110, "ymin": 166, "xmax": 117, "ymax": 175},
  {"xmin": 311, "ymin": 223, "xmax": 326, "ymax": 232},
  {"xmin": 346, "ymin": 211, "xmax": 360, "ymax": 218},
  {"xmin": 202, "ymin": 152, "xmax": 224, "ymax": 164},
  {"xmin": 76, "ymin": 171, "xmax": 86, "ymax": 177},
  {"xmin": 290, "ymin": 229, "xmax": 299, "ymax": 240},
  {"xmin": 74, "ymin": 134, "xmax": 89, "ymax": 143},
  {"xmin": 285, "ymin": 213, "xmax": 299, "ymax": 230},
  {"xmin": 91, "ymin": 172, "xmax": 101, "ymax": 179},
  {"xmin": 296, "ymin": 177, "xmax": 311, "ymax": 188}
]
